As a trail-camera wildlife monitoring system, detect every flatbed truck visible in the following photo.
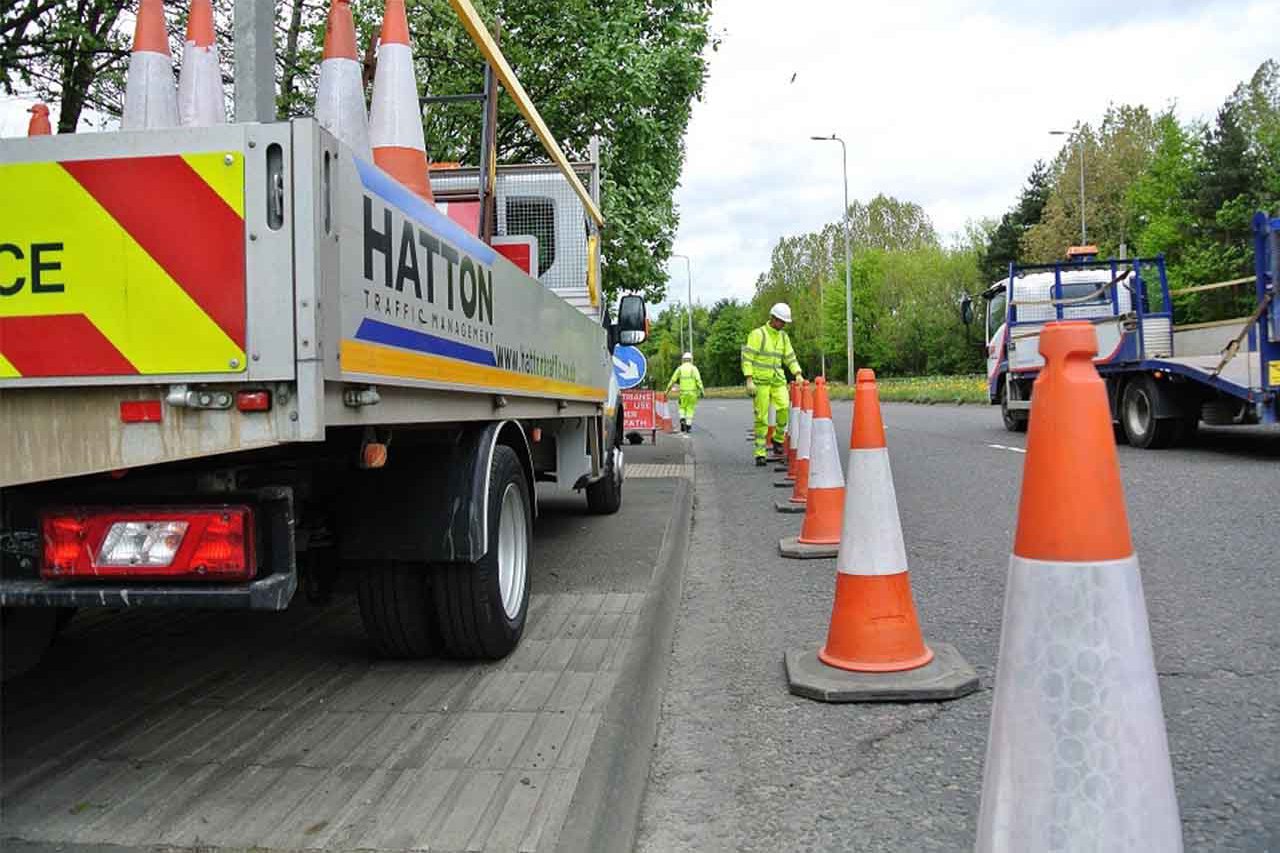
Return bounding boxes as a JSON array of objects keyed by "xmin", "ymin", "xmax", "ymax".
[
  {"xmin": 0, "ymin": 7, "xmax": 648, "ymax": 678},
  {"xmin": 965, "ymin": 217, "xmax": 1278, "ymax": 447}
]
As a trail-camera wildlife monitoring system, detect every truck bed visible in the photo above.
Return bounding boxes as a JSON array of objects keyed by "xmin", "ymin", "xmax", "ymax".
[{"xmin": 0, "ymin": 121, "xmax": 612, "ymax": 487}]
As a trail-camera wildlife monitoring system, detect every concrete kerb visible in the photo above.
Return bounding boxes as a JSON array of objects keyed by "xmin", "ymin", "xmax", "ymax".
[
  {"xmin": 775, "ymin": 500, "xmax": 805, "ymax": 513},
  {"xmin": 556, "ymin": 452, "xmax": 695, "ymax": 853},
  {"xmin": 778, "ymin": 537, "xmax": 838, "ymax": 559},
  {"xmin": 784, "ymin": 642, "xmax": 980, "ymax": 703}
]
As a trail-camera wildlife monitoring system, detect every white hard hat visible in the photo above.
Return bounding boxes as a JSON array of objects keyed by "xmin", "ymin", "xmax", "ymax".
[
  {"xmin": 769, "ymin": 302, "xmax": 792, "ymax": 323},
  {"xmin": 682, "ymin": 352, "xmax": 692, "ymax": 360}
]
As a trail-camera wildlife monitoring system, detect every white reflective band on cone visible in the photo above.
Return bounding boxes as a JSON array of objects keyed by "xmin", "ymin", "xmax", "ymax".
[
  {"xmin": 178, "ymin": 45, "xmax": 225, "ymax": 127},
  {"xmin": 789, "ymin": 405, "xmax": 800, "ymax": 438},
  {"xmin": 806, "ymin": 417, "xmax": 845, "ymax": 489},
  {"xmin": 836, "ymin": 449, "xmax": 907, "ymax": 575},
  {"xmin": 369, "ymin": 43, "xmax": 427, "ymax": 151},
  {"xmin": 317, "ymin": 57, "xmax": 372, "ymax": 157},
  {"xmin": 123, "ymin": 51, "xmax": 179, "ymax": 130},
  {"xmin": 795, "ymin": 410, "xmax": 813, "ymax": 460},
  {"xmin": 768, "ymin": 404, "xmax": 776, "ymax": 427},
  {"xmin": 976, "ymin": 554, "xmax": 1181, "ymax": 852}
]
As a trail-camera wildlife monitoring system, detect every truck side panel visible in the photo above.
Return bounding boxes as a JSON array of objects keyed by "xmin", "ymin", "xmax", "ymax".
[{"xmin": 325, "ymin": 134, "xmax": 610, "ymax": 404}]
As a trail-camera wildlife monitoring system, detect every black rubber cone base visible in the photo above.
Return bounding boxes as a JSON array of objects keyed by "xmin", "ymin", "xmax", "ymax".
[
  {"xmin": 774, "ymin": 499, "xmax": 806, "ymax": 513},
  {"xmin": 773, "ymin": 480, "xmax": 792, "ymax": 489},
  {"xmin": 784, "ymin": 642, "xmax": 979, "ymax": 703},
  {"xmin": 778, "ymin": 536, "xmax": 838, "ymax": 559}
]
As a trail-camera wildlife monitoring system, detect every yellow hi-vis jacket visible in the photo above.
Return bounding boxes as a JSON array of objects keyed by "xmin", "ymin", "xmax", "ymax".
[
  {"xmin": 741, "ymin": 324, "xmax": 801, "ymax": 386},
  {"xmin": 668, "ymin": 362, "xmax": 704, "ymax": 394}
]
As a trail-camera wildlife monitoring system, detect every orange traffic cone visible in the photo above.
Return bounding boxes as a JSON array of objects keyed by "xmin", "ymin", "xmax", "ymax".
[
  {"xmin": 316, "ymin": 0, "xmax": 372, "ymax": 158},
  {"xmin": 178, "ymin": 0, "xmax": 225, "ymax": 126},
  {"xmin": 774, "ymin": 382, "xmax": 796, "ymax": 474},
  {"xmin": 765, "ymin": 402, "xmax": 777, "ymax": 453},
  {"xmin": 369, "ymin": 0, "xmax": 434, "ymax": 202},
  {"xmin": 775, "ymin": 380, "xmax": 811, "ymax": 513},
  {"xmin": 781, "ymin": 377, "xmax": 844, "ymax": 558},
  {"xmin": 784, "ymin": 368, "xmax": 978, "ymax": 702},
  {"xmin": 976, "ymin": 321, "xmax": 1181, "ymax": 850},
  {"xmin": 780, "ymin": 382, "xmax": 800, "ymax": 482},
  {"xmin": 122, "ymin": 0, "xmax": 178, "ymax": 130},
  {"xmin": 27, "ymin": 104, "xmax": 51, "ymax": 136}
]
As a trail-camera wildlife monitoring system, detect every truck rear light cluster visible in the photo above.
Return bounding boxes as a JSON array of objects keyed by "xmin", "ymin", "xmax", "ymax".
[{"xmin": 41, "ymin": 507, "xmax": 255, "ymax": 581}]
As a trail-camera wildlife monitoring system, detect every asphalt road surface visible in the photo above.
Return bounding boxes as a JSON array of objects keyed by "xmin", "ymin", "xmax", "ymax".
[
  {"xmin": 637, "ymin": 400, "xmax": 1279, "ymax": 852},
  {"xmin": 0, "ymin": 441, "xmax": 688, "ymax": 853}
]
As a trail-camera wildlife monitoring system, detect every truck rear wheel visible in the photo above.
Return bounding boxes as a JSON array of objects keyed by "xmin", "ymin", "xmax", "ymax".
[
  {"xmin": 1000, "ymin": 390, "xmax": 1028, "ymax": 433},
  {"xmin": 586, "ymin": 445, "xmax": 624, "ymax": 514},
  {"xmin": 1122, "ymin": 375, "xmax": 1178, "ymax": 449},
  {"xmin": 434, "ymin": 445, "xmax": 531, "ymax": 659},
  {"xmin": 357, "ymin": 563, "xmax": 441, "ymax": 658}
]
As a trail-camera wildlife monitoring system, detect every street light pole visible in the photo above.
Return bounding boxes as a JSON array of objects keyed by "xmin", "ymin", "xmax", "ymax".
[
  {"xmin": 1050, "ymin": 129, "xmax": 1087, "ymax": 245},
  {"xmin": 672, "ymin": 254, "xmax": 694, "ymax": 358},
  {"xmin": 810, "ymin": 134, "xmax": 852, "ymax": 381}
]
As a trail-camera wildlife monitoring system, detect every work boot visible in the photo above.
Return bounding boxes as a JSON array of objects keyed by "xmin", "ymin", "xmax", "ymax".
[
  {"xmin": 771, "ymin": 441, "xmax": 785, "ymax": 456},
  {"xmin": 754, "ymin": 456, "xmax": 767, "ymax": 467}
]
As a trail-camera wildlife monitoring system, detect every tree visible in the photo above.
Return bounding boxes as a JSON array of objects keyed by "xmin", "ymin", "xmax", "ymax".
[
  {"xmin": 981, "ymin": 160, "xmax": 1050, "ymax": 282},
  {"xmin": 4, "ymin": 0, "xmax": 712, "ymax": 304}
]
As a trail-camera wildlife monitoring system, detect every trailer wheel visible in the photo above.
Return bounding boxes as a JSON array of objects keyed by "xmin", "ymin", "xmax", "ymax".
[
  {"xmin": 434, "ymin": 445, "xmax": 531, "ymax": 659},
  {"xmin": 1121, "ymin": 375, "xmax": 1178, "ymax": 449},
  {"xmin": 357, "ymin": 562, "xmax": 441, "ymax": 658}
]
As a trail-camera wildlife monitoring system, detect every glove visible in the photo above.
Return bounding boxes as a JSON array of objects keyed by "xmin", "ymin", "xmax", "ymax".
[
  {"xmin": 794, "ymin": 372, "xmax": 804, "ymax": 383},
  {"xmin": 745, "ymin": 378, "xmax": 756, "ymax": 397}
]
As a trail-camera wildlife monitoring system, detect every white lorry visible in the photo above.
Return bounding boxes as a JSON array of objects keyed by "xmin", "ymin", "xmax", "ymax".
[
  {"xmin": 965, "ymin": 233, "xmax": 1278, "ymax": 447},
  {"xmin": 0, "ymin": 10, "xmax": 648, "ymax": 678}
]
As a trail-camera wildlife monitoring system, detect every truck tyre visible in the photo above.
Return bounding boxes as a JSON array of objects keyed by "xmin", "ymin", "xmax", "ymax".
[
  {"xmin": 1001, "ymin": 390, "xmax": 1028, "ymax": 433},
  {"xmin": 586, "ymin": 445, "xmax": 624, "ymax": 514},
  {"xmin": 1121, "ymin": 375, "xmax": 1178, "ymax": 449},
  {"xmin": 357, "ymin": 562, "xmax": 441, "ymax": 658},
  {"xmin": 434, "ymin": 445, "xmax": 531, "ymax": 659},
  {"xmin": 1, "ymin": 607, "xmax": 61, "ymax": 682}
]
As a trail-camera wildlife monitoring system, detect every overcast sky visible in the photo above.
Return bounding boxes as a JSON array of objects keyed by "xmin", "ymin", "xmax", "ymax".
[{"xmin": 661, "ymin": 0, "xmax": 1279, "ymax": 310}]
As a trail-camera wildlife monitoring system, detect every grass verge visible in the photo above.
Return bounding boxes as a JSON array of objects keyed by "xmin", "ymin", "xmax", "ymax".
[{"xmin": 700, "ymin": 374, "xmax": 987, "ymax": 405}]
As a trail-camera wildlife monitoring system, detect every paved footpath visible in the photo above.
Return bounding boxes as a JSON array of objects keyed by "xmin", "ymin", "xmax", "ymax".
[
  {"xmin": 637, "ymin": 400, "xmax": 1280, "ymax": 852},
  {"xmin": 1, "ymin": 439, "xmax": 690, "ymax": 853}
]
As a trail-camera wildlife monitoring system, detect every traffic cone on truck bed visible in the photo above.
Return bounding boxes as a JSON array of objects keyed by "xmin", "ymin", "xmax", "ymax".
[
  {"xmin": 780, "ymin": 377, "xmax": 843, "ymax": 558},
  {"xmin": 369, "ymin": 0, "xmax": 434, "ymax": 202},
  {"xmin": 178, "ymin": 0, "xmax": 225, "ymax": 126},
  {"xmin": 122, "ymin": 0, "xmax": 178, "ymax": 130},
  {"xmin": 316, "ymin": 0, "xmax": 372, "ymax": 158},
  {"xmin": 775, "ymin": 380, "xmax": 810, "ymax": 512},
  {"xmin": 784, "ymin": 369, "xmax": 978, "ymax": 702},
  {"xmin": 27, "ymin": 104, "xmax": 51, "ymax": 136},
  {"xmin": 975, "ymin": 321, "xmax": 1181, "ymax": 851}
]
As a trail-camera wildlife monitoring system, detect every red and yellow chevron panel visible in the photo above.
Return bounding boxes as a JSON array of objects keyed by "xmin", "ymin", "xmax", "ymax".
[{"xmin": 0, "ymin": 152, "xmax": 247, "ymax": 379}]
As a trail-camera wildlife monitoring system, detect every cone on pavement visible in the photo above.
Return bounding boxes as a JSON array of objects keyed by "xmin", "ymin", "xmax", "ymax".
[
  {"xmin": 781, "ymin": 377, "xmax": 844, "ymax": 558},
  {"xmin": 779, "ymin": 382, "xmax": 801, "ymax": 480},
  {"xmin": 784, "ymin": 368, "xmax": 978, "ymax": 702},
  {"xmin": 775, "ymin": 380, "xmax": 811, "ymax": 513},
  {"xmin": 122, "ymin": 0, "xmax": 179, "ymax": 130},
  {"xmin": 316, "ymin": 0, "xmax": 372, "ymax": 158},
  {"xmin": 178, "ymin": 0, "xmax": 225, "ymax": 127},
  {"xmin": 27, "ymin": 104, "xmax": 51, "ymax": 136},
  {"xmin": 369, "ymin": 0, "xmax": 434, "ymax": 202},
  {"xmin": 774, "ymin": 382, "xmax": 794, "ymax": 472},
  {"xmin": 975, "ymin": 321, "xmax": 1181, "ymax": 851}
]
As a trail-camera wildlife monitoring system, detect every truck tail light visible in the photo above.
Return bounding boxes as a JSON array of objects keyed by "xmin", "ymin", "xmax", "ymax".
[{"xmin": 41, "ymin": 507, "xmax": 255, "ymax": 581}]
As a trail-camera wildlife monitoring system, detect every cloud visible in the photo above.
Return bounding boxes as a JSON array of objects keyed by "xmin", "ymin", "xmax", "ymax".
[{"xmin": 664, "ymin": 0, "xmax": 1280, "ymax": 309}]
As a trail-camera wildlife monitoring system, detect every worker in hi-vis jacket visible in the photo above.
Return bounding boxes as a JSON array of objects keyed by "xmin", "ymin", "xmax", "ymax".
[
  {"xmin": 741, "ymin": 303, "xmax": 803, "ymax": 466},
  {"xmin": 667, "ymin": 352, "xmax": 704, "ymax": 433}
]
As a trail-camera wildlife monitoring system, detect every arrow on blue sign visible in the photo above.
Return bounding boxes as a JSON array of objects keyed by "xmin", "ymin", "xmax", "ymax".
[{"xmin": 612, "ymin": 345, "xmax": 647, "ymax": 389}]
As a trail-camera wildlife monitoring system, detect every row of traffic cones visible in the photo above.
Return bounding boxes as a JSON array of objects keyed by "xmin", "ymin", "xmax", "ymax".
[
  {"xmin": 768, "ymin": 322, "xmax": 1179, "ymax": 848},
  {"xmin": 29, "ymin": 0, "xmax": 435, "ymax": 205}
]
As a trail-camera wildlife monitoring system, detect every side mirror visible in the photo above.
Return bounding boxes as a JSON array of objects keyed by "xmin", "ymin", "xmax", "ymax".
[
  {"xmin": 617, "ymin": 294, "xmax": 647, "ymax": 345},
  {"xmin": 960, "ymin": 294, "xmax": 974, "ymax": 326}
]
